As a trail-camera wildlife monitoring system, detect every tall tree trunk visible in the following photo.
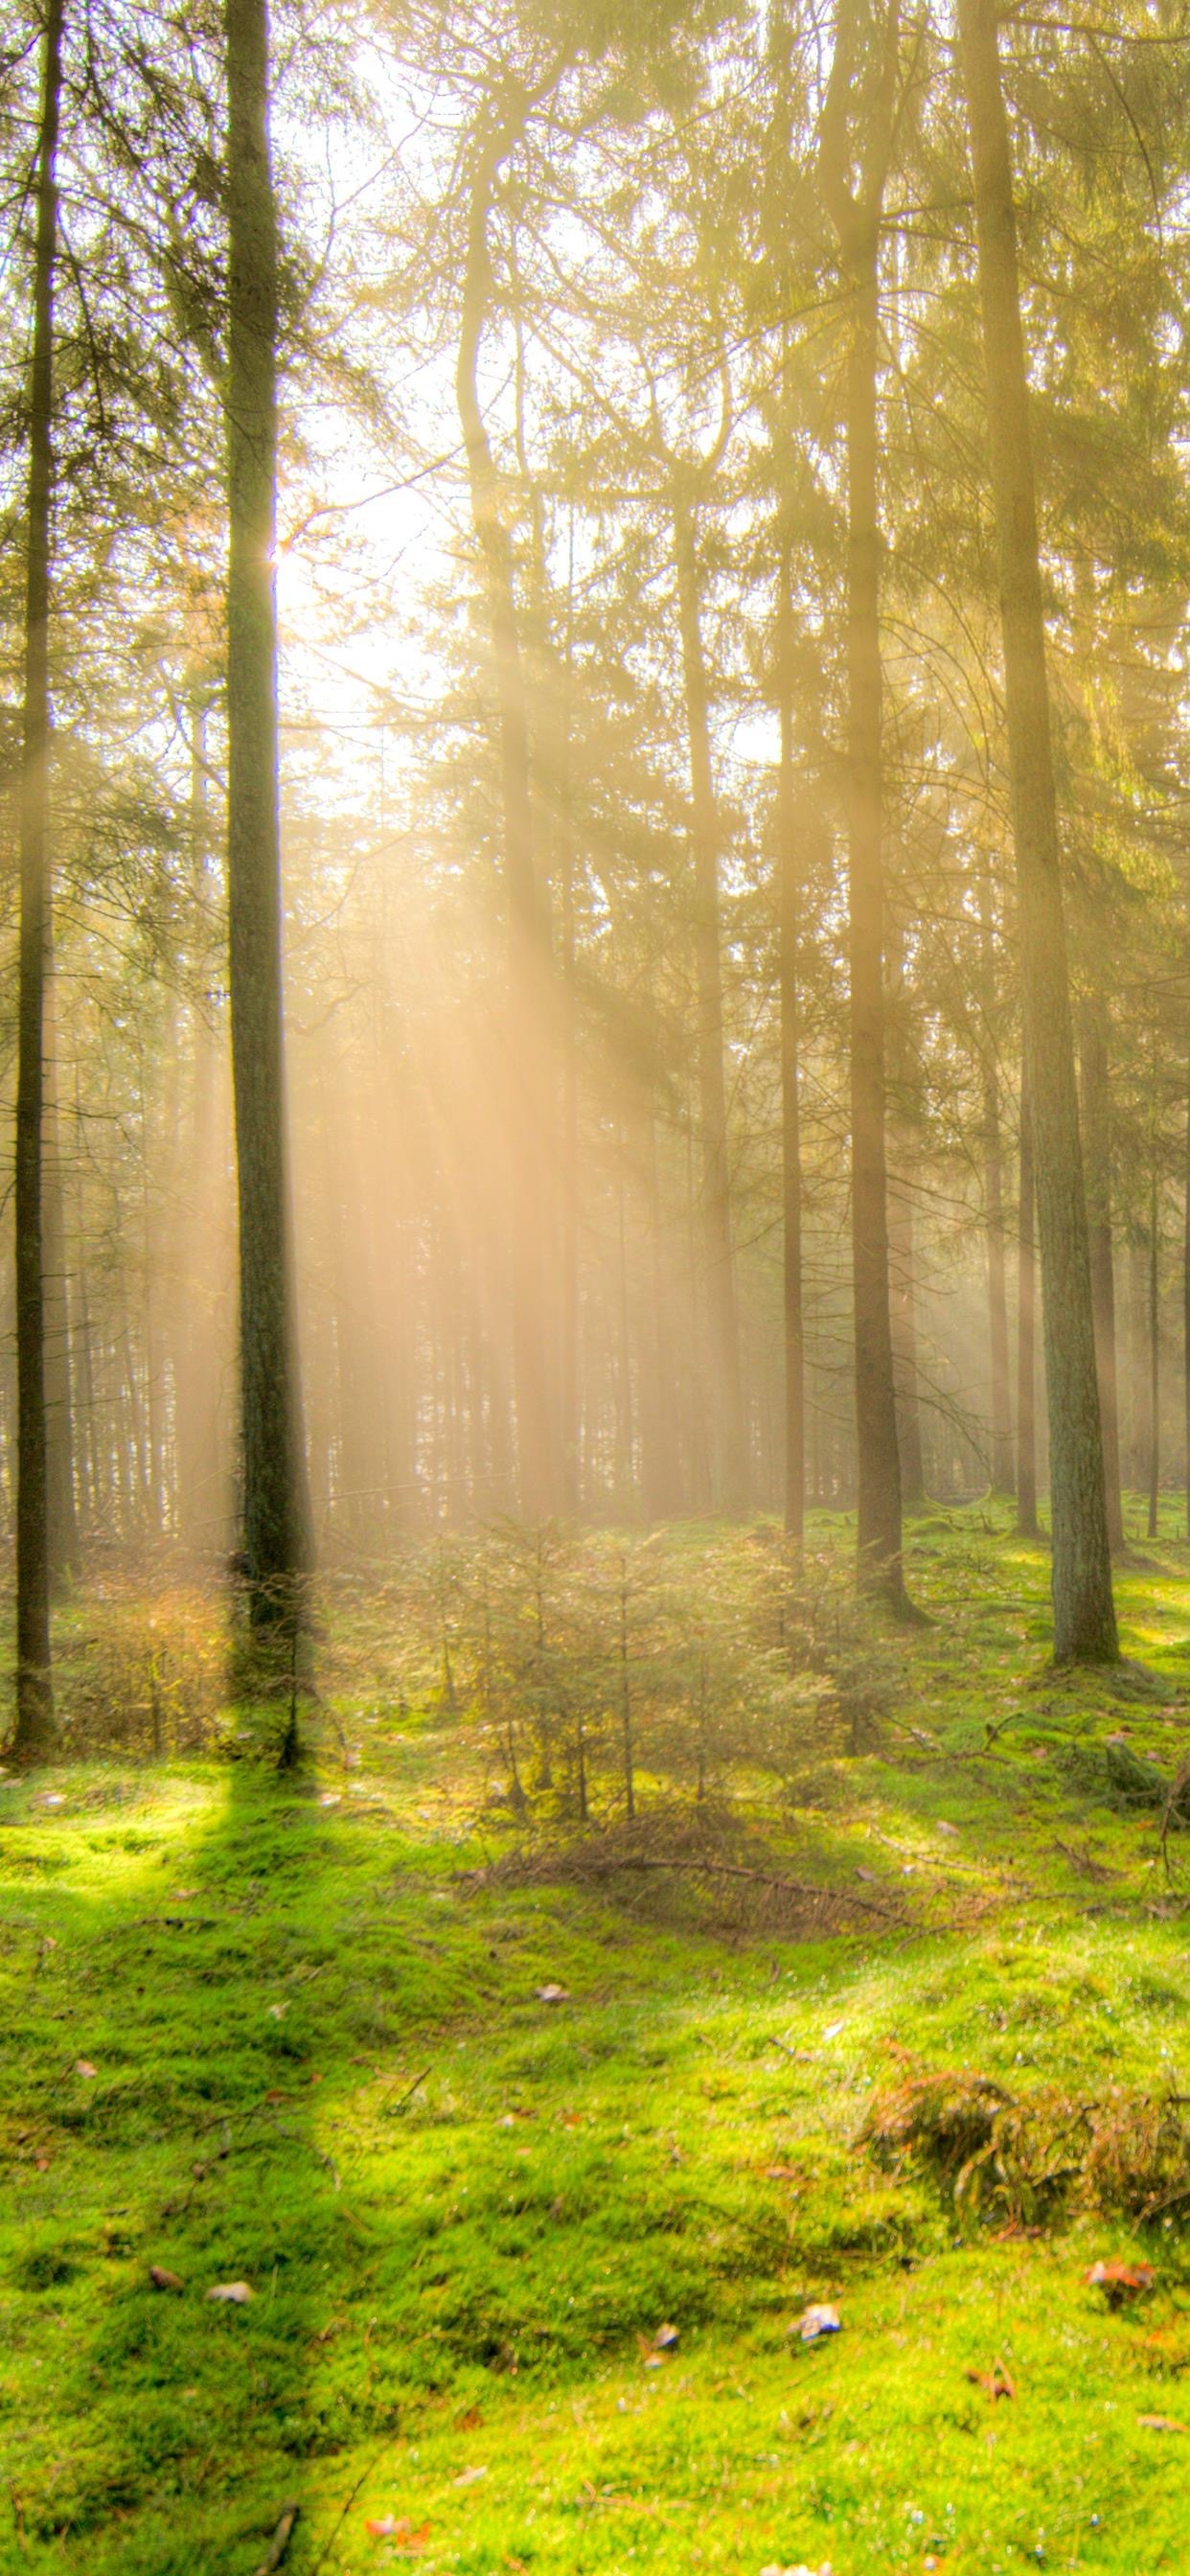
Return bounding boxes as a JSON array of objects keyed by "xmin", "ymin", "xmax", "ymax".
[
  {"xmin": 887, "ymin": 1173, "xmax": 926, "ymax": 1507},
  {"xmin": 775, "ymin": 540, "xmax": 805, "ymax": 1542},
  {"xmin": 1128, "ymin": 1232, "xmax": 1148, "ymax": 1502},
  {"xmin": 1078, "ymin": 993, "xmax": 1124, "ymax": 1553},
  {"xmin": 958, "ymin": 0, "xmax": 1116, "ymax": 1663},
  {"xmin": 224, "ymin": 0, "xmax": 307, "ymax": 1668},
  {"xmin": 1016, "ymin": 1069, "xmax": 1039, "ymax": 1537},
  {"xmin": 886, "ymin": 909, "xmax": 926, "ymax": 1511},
  {"xmin": 12, "ymin": 0, "xmax": 65, "ymax": 1755},
  {"xmin": 977, "ymin": 879, "xmax": 1013, "ymax": 1490},
  {"xmin": 456, "ymin": 107, "xmax": 554, "ymax": 1522},
  {"xmin": 1184, "ymin": 1060, "xmax": 1190, "ymax": 1540},
  {"xmin": 1148, "ymin": 1149, "xmax": 1160, "ymax": 1540},
  {"xmin": 673, "ymin": 492, "xmax": 747, "ymax": 1515},
  {"xmin": 42, "ymin": 946, "xmax": 77, "ymax": 1582},
  {"xmin": 821, "ymin": 0, "xmax": 910, "ymax": 1610},
  {"xmin": 558, "ymin": 725, "xmax": 580, "ymax": 1518}
]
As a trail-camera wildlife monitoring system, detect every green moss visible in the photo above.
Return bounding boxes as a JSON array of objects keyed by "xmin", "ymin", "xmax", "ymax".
[{"xmin": 1, "ymin": 1511, "xmax": 1190, "ymax": 2568}]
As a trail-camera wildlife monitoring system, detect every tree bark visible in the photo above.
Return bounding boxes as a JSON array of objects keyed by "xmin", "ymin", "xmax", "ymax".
[
  {"xmin": 12, "ymin": 0, "xmax": 65, "ymax": 1755},
  {"xmin": 820, "ymin": 0, "xmax": 911, "ymax": 1610},
  {"xmin": 885, "ymin": 908, "xmax": 926, "ymax": 1511},
  {"xmin": 1148, "ymin": 1147, "xmax": 1159, "ymax": 1540},
  {"xmin": 1078, "ymin": 992, "xmax": 1124, "ymax": 1553},
  {"xmin": 1016, "ymin": 1067, "xmax": 1039, "ymax": 1537},
  {"xmin": 42, "ymin": 944, "xmax": 77, "ymax": 1582},
  {"xmin": 456, "ymin": 105, "xmax": 554, "ymax": 1522},
  {"xmin": 775, "ymin": 540, "xmax": 805, "ymax": 1542},
  {"xmin": 977, "ymin": 879, "xmax": 1013, "ymax": 1490},
  {"xmin": 958, "ymin": 0, "xmax": 1117, "ymax": 1661},
  {"xmin": 1184, "ymin": 1055, "xmax": 1190, "ymax": 1540},
  {"xmin": 672, "ymin": 491, "xmax": 747, "ymax": 1515},
  {"xmin": 224, "ymin": 0, "xmax": 307, "ymax": 1664}
]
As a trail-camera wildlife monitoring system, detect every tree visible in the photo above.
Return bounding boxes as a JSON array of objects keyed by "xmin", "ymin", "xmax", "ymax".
[
  {"xmin": 455, "ymin": 78, "xmax": 561, "ymax": 1521},
  {"xmin": 224, "ymin": 0, "xmax": 308, "ymax": 1675},
  {"xmin": 956, "ymin": 0, "xmax": 1117, "ymax": 1663},
  {"xmin": 819, "ymin": 0, "xmax": 919, "ymax": 1611},
  {"xmin": 11, "ymin": 0, "xmax": 66, "ymax": 1758}
]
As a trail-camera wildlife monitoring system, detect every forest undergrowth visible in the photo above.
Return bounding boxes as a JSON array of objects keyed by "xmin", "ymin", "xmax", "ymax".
[{"xmin": 3, "ymin": 1503, "xmax": 1190, "ymax": 2575}]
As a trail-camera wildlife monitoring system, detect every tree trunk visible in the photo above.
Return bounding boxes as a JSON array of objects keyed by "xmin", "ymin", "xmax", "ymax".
[
  {"xmin": 12, "ymin": 0, "xmax": 65, "ymax": 1756},
  {"xmin": 820, "ymin": 2, "xmax": 909, "ymax": 1610},
  {"xmin": 775, "ymin": 540, "xmax": 805, "ymax": 1542},
  {"xmin": 977, "ymin": 880, "xmax": 1012, "ymax": 1490},
  {"xmin": 456, "ymin": 108, "xmax": 554, "ymax": 1523},
  {"xmin": 1016, "ymin": 1069, "xmax": 1039, "ymax": 1537},
  {"xmin": 838, "ymin": 233, "xmax": 906, "ymax": 1601},
  {"xmin": 1078, "ymin": 993, "xmax": 1124, "ymax": 1553},
  {"xmin": 672, "ymin": 491, "xmax": 747, "ymax": 1515},
  {"xmin": 42, "ymin": 945, "xmax": 77, "ymax": 1583},
  {"xmin": 1184, "ymin": 1061, "xmax": 1190, "ymax": 1540},
  {"xmin": 958, "ymin": 0, "xmax": 1116, "ymax": 1663},
  {"xmin": 885, "ymin": 910, "xmax": 926, "ymax": 1512},
  {"xmin": 224, "ymin": 0, "xmax": 307, "ymax": 1667},
  {"xmin": 1148, "ymin": 1149, "xmax": 1159, "ymax": 1541}
]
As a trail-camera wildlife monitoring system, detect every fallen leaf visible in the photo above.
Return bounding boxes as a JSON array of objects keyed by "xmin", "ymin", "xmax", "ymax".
[
  {"xmin": 364, "ymin": 2517, "xmax": 429, "ymax": 2547},
  {"xmin": 966, "ymin": 2358, "xmax": 1015, "ymax": 2403},
  {"xmin": 764, "ymin": 2164, "xmax": 802, "ymax": 2181},
  {"xmin": 206, "ymin": 2280, "xmax": 253, "ymax": 2304},
  {"xmin": 1138, "ymin": 2413, "xmax": 1187, "ymax": 2433},
  {"xmin": 266, "ymin": 2002, "xmax": 288, "ymax": 2020},
  {"xmin": 536, "ymin": 1984, "xmax": 569, "ymax": 2003},
  {"xmin": 75, "ymin": 2060, "xmax": 98, "ymax": 2080},
  {"xmin": 790, "ymin": 2303, "xmax": 840, "ymax": 2344},
  {"xmin": 560, "ymin": 2109, "xmax": 584, "ymax": 2128},
  {"xmin": 149, "ymin": 2265, "xmax": 184, "ymax": 2293},
  {"xmin": 1086, "ymin": 2259, "xmax": 1155, "ymax": 2308},
  {"xmin": 454, "ymin": 2405, "xmax": 483, "ymax": 2432},
  {"xmin": 452, "ymin": 2464, "xmax": 488, "ymax": 2488},
  {"xmin": 172, "ymin": 1888, "xmax": 197, "ymax": 1899}
]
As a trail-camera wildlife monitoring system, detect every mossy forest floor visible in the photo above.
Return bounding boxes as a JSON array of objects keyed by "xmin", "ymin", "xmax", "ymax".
[{"xmin": 4, "ymin": 1503, "xmax": 1190, "ymax": 2575}]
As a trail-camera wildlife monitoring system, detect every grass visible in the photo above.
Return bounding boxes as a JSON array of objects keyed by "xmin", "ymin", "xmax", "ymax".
[{"xmin": 1, "ymin": 1502, "xmax": 1190, "ymax": 2573}]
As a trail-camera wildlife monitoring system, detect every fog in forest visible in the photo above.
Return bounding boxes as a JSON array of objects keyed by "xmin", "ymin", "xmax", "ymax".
[{"xmin": 2, "ymin": 0, "xmax": 1188, "ymax": 1699}]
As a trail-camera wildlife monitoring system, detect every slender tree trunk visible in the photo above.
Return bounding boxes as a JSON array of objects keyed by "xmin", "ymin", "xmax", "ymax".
[
  {"xmin": 224, "ymin": 0, "xmax": 307, "ymax": 1667},
  {"xmin": 886, "ymin": 1173, "xmax": 926, "ymax": 1507},
  {"xmin": 42, "ymin": 946, "xmax": 77, "ymax": 1582},
  {"xmin": 1129, "ymin": 1232, "xmax": 1148, "ymax": 1503},
  {"xmin": 885, "ymin": 910, "xmax": 926, "ymax": 1511},
  {"xmin": 958, "ymin": 0, "xmax": 1116, "ymax": 1662},
  {"xmin": 1184, "ymin": 1064, "xmax": 1190, "ymax": 1540},
  {"xmin": 1017, "ymin": 1069, "xmax": 1039, "ymax": 1537},
  {"xmin": 837, "ymin": 235, "xmax": 906, "ymax": 1602},
  {"xmin": 12, "ymin": 0, "xmax": 65, "ymax": 1755},
  {"xmin": 672, "ymin": 492, "xmax": 747, "ymax": 1515},
  {"xmin": 1148, "ymin": 1150, "xmax": 1160, "ymax": 1540},
  {"xmin": 641, "ymin": 1111, "xmax": 680, "ymax": 1519},
  {"xmin": 456, "ymin": 110, "xmax": 554, "ymax": 1522},
  {"xmin": 559, "ymin": 792, "xmax": 580, "ymax": 1520},
  {"xmin": 820, "ymin": 3, "xmax": 910, "ymax": 1610},
  {"xmin": 977, "ymin": 882, "xmax": 1012, "ymax": 1490},
  {"xmin": 775, "ymin": 541, "xmax": 805, "ymax": 1542},
  {"xmin": 1078, "ymin": 994, "xmax": 1124, "ymax": 1553}
]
